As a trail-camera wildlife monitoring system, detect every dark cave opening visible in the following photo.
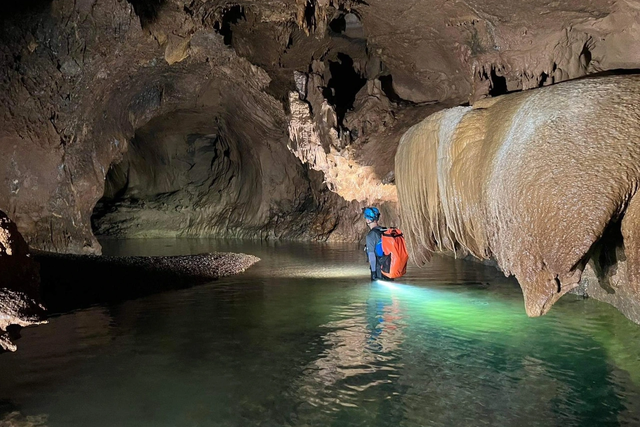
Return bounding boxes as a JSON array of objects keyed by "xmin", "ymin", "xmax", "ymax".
[
  {"xmin": 379, "ymin": 74, "xmax": 404, "ymax": 104},
  {"xmin": 489, "ymin": 68, "xmax": 508, "ymax": 97},
  {"xmin": 329, "ymin": 14, "xmax": 346, "ymax": 34},
  {"xmin": 304, "ymin": 0, "xmax": 316, "ymax": 31},
  {"xmin": 539, "ymin": 72, "xmax": 549, "ymax": 87},
  {"xmin": 328, "ymin": 12, "xmax": 364, "ymax": 38},
  {"xmin": 580, "ymin": 44, "xmax": 592, "ymax": 69},
  {"xmin": 126, "ymin": 0, "xmax": 165, "ymax": 27},
  {"xmin": 323, "ymin": 53, "xmax": 367, "ymax": 127},
  {"xmin": 214, "ymin": 5, "xmax": 246, "ymax": 46}
]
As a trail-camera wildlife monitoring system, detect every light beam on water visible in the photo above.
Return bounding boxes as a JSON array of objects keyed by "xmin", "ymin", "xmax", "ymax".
[{"xmin": 1, "ymin": 239, "xmax": 640, "ymax": 426}]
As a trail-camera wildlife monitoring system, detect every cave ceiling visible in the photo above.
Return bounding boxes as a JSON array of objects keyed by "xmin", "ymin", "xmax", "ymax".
[{"xmin": 1, "ymin": 0, "xmax": 639, "ymax": 253}]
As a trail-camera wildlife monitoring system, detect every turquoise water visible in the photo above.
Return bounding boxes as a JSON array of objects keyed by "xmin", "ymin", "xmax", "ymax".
[{"xmin": 2, "ymin": 239, "xmax": 640, "ymax": 426}]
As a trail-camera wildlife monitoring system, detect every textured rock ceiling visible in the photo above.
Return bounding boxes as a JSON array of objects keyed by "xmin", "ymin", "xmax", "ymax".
[
  {"xmin": 359, "ymin": 0, "xmax": 640, "ymax": 102},
  {"xmin": 1, "ymin": 0, "xmax": 639, "ymax": 253}
]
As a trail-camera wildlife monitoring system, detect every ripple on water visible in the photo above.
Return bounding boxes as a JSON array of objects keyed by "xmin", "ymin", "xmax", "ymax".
[{"xmin": 1, "ymin": 240, "xmax": 640, "ymax": 427}]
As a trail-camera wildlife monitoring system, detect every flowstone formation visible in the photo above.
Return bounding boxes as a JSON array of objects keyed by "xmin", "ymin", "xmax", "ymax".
[
  {"xmin": 0, "ymin": 211, "xmax": 45, "ymax": 352},
  {"xmin": 396, "ymin": 75, "xmax": 640, "ymax": 320}
]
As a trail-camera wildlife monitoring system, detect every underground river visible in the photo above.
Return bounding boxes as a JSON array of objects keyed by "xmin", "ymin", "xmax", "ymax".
[{"xmin": 2, "ymin": 239, "xmax": 640, "ymax": 426}]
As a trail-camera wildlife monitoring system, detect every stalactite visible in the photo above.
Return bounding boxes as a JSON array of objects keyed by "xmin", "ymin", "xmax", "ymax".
[{"xmin": 396, "ymin": 75, "xmax": 640, "ymax": 317}]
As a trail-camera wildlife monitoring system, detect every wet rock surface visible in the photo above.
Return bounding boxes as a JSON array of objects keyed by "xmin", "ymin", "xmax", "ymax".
[
  {"xmin": 1, "ymin": 0, "xmax": 366, "ymax": 253},
  {"xmin": 0, "ymin": 211, "xmax": 44, "ymax": 352},
  {"xmin": 5, "ymin": 0, "xmax": 637, "ymax": 255},
  {"xmin": 396, "ymin": 75, "xmax": 640, "ymax": 320},
  {"xmin": 35, "ymin": 250, "xmax": 260, "ymax": 314}
]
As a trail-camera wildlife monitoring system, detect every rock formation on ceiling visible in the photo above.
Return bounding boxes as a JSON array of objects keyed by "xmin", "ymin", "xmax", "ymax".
[
  {"xmin": 396, "ymin": 75, "xmax": 640, "ymax": 319},
  {"xmin": 4, "ymin": 0, "xmax": 637, "ymax": 255},
  {"xmin": 2, "ymin": 0, "xmax": 640, "ymax": 318},
  {"xmin": 0, "ymin": 211, "xmax": 45, "ymax": 352}
]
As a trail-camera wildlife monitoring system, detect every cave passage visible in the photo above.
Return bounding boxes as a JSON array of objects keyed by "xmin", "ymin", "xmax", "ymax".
[
  {"xmin": 92, "ymin": 109, "xmax": 261, "ymax": 239},
  {"xmin": 126, "ymin": 0, "xmax": 166, "ymax": 27},
  {"xmin": 90, "ymin": 93, "xmax": 348, "ymax": 243},
  {"xmin": 214, "ymin": 5, "xmax": 246, "ymax": 46},
  {"xmin": 329, "ymin": 12, "xmax": 364, "ymax": 38}
]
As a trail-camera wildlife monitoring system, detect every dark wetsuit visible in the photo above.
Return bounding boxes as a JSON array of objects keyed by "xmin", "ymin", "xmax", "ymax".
[{"xmin": 365, "ymin": 226, "xmax": 385, "ymax": 279}]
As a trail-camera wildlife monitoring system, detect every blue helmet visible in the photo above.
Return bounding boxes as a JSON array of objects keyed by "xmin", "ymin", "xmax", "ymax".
[{"xmin": 363, "ymin": 206, "xmax": 380, "ymax": 221}]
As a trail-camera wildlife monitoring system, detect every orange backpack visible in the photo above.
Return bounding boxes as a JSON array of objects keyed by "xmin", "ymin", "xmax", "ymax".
[{"xmin": 378, "ymin": 228, "xmax": 409, "ymax": 279}]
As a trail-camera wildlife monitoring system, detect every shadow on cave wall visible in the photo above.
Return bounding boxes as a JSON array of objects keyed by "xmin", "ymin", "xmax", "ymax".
[
  {"xmin": 126, "ymin": 0, "xmax": 166, "ymax": 27},
  {"xmin": 3, "ymin": 0, "xmax": 52, "ymax": 18},
  {"xmin": 581, "ymin": 218, "xmax": 626, "ymax": 295}
]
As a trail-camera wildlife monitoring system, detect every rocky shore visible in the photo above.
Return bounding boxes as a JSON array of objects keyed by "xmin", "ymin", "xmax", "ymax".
[
  {"xmin": 0, "ymin": 212, "xmax": 44, "ymax": 352},
  {"xmin": 36, "ymin": 251, "xmax": 260, "ymax": 281},
  {"xmin": 1, "ymin": 206, "xmax": 259, "ymax": 352},
  {"xmin": 34, "ymin": 251, "xmax": 261, "ymax": 314}
]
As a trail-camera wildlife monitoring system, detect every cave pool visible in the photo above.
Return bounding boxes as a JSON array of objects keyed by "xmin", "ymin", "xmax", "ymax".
[{"xmin": 2, "ymin": 238, "xmax": 640, "ymax": 426}]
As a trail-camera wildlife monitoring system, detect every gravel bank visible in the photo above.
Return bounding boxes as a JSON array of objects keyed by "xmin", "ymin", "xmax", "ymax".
[{"xmin": 34, "ymin": 251, "xmax": 260, "ymax": 314}]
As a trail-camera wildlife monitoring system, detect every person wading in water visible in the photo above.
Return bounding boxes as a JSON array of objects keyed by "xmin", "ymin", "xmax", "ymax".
[{"xmin": 363, "ymin": 207, "xmax": 387, "ymax": 281}]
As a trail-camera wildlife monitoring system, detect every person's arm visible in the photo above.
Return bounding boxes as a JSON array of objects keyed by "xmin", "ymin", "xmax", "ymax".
[
  {"xmin": 366, "ymin": 232, "xmax": 378, "ymax": 279},
  {"xmin": 368, "ymin": 252, "xmax": 377, "ymax": 278}
]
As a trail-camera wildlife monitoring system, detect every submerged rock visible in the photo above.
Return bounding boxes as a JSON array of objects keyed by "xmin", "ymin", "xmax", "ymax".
[
  {"xmin": 0, "ymin": 411, "xmax": 48, "ymax": 427},
  {"xmin": 37, "ymin": 251, "xmax": 260, "ymax": 281}
]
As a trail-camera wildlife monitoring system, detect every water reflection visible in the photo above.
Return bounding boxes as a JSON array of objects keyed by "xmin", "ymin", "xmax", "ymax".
[
  {"xmin": 293, "ymin": 284, "xmax": 406, "ymax": 427},
  {"xmin": 2, "ymin": 239, "xmax": 640, "ymax": 426},
  {"xmin": 300, "ymin": 288, "xmax": 405, "ymax": 396}
]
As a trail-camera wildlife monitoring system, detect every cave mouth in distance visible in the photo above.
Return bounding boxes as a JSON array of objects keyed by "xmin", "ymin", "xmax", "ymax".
[{"xmin": 90, "ymin": 109, "xmax": 258, "ymax": 238}]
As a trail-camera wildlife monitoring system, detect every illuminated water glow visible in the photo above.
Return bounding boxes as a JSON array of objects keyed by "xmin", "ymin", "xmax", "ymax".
[{"xmin": 2, "ymin": 239, "xmax": 640, "ymax": 426}]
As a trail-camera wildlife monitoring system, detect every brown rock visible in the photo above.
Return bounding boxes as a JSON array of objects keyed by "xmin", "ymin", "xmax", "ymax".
[
  {"xmin": 35, "ymin": 251, "xmax": 261, "ymax": 313},
  {"xmin": 2, "ymin": 0, "xmax": 640, "ymax": 328},
  {"xmin": 0, "ymin": 211, "xmax": 45, "ymax": 352},
  {"xmin": 396, "ymin": 75, "xmax": 640, "ymax": 318}
]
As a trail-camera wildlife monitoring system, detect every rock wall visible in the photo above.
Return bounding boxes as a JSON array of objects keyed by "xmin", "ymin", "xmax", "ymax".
[
  {"xmin": 0, "ymin": 0, "xmax": 370, "ymax": 252},
  {"xmin": 0, "ymin": 211, "xmax": 44, "ymax": 352}
]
